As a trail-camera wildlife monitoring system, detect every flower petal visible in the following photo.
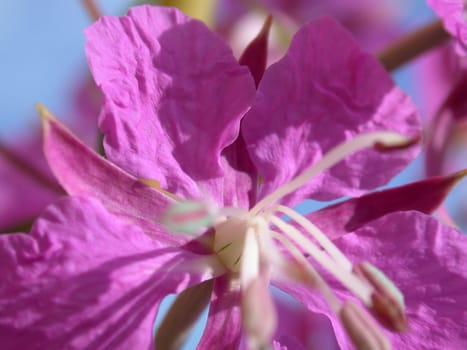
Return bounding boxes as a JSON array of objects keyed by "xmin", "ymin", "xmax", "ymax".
[
  {"xmin": 306, "ymin": 170, "xmax": 467, "ymax": 240},
  {"xmin": 278, "ymin": 211, "xmax": 467, "ymax": 349},
  {"xmin": 85, "ymin": 5, "xmax": 256, "ymax": 203},
  {"xmin": 197, "ymin": 275, "xmax": 242, "ymax": 349},
  {"xmin": 425, "ymin": 73, "xmax": 467, "ymax": 176},
  {"xmin": 242, "ymin": 17, "xmax": 420, "ymax": 205},
  {"xmin": 41, "ymin": 109, "xmax": 181, "ymax": 245},
  {"xmin": 221, "ymin": 134, "xmax": 259, "ymax": 207},
  {"xmin": 427, "ymin": 0, "xmax": 467, "ymax": 55},
  {"xmin": 0, "ymin": 196, "xmax": 218, "ymax": 349},
  {"xmin": 273, "ymin": 294, "xmax": 339, "ymax": 350}
]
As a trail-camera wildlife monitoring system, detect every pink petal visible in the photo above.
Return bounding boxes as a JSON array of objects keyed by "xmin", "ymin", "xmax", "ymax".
[
  {"xmin": 415, "ymin": 44, "xmax": 460, "ymax": 121},
  {"xmin": 242, "ymin": 17, "xmax": 420, "ymax": 206},
  {"xmin": 278, "ymin": 211, "xmax": 467, "ymax": 349},
  {"xmin": 427, "ymin": 0, "xmax": 467, "ymax": 55},
  {"xmin": 221, "ymin": 133, "xmax": 259, "ymax": 207},
  {"xmin": 0, "ymin": 197, "xmax": 215, "ymax": 349},
  {"xmin": 197, "ymin": 275, "xmax": 242, "ymax": 349},
  {"xmin": 273, "ymin": 295, "xmax": 339, "ymax": 349},
  {"xmin": 42, "ymin": 112, "xmax": 182, "ymax": 246},
  {"xmin": 306, "ymin": 170, "xmax": 467, "ymax": 240},
  {"xmin": 85, "ymin": 5, "xmax": 256, "ymax": 204},
  {"xmin": 425, "ymin": 73, "xmax": 467, "ymax": 176}
]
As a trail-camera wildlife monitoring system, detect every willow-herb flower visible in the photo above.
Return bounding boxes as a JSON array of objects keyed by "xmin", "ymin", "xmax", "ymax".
[
  {"xmin": 427, "ymin": 0, "xmax": 467, "ymax": 55},
  {"xmin": 1, "ymin": 5, "xmax": 467, "ymax": 350}
]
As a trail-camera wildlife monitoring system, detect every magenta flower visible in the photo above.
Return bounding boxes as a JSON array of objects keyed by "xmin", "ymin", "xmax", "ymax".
[
  {"xmin": 427, "ymin": 0, "xmax": 467, "ymax": 55},
  {"xmin": 1, "ymin": 5, "xmax": 467, "ymax": 349}
]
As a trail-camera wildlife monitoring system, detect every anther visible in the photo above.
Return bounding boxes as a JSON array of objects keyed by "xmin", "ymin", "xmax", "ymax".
[
  {"xmin": 353, "ymin": 262, "xmax": 407, "ymax": 332},
  {"xmin": 340, "ymin": 300, "xmax": 391, "ymax": 350}
]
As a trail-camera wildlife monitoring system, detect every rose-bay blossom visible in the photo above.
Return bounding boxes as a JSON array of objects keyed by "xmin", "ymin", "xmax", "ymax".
[{"xmin": 1, "ymin": 5, "xmax": 467, "ymax": 349}]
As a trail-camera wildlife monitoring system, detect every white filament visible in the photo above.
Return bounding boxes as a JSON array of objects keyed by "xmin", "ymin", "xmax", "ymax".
[{"xmin": 250, "ymin": 131, "xmax": 413, "ymax": 215}]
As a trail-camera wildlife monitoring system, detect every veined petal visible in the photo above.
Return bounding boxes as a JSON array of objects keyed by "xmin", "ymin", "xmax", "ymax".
[
  {"xmin": 305, "ymin": 170, "xmax": 467, "ymax": 240},
  {"xmin": 85, "ymin": 5, "xmax": 256, "ymax": 204},
  {"xmin": 338, "ymin": 211, "xmax": 467, "ymax": 349},
  {"xmin": 0, "ymin": 197, "xmax": 218, "ymax": 349},
  {"xmin": 242, "ymin": 17, "xmax": 420, "ymax": 206},
  {"xmin": 197, "ymin": 275, "xmax": 242, "ymax": 349},
  {"xmin": 41, "ymin": 109, "xmax": 181, "ymax": 245},
  {"xmin": 278, "ymin": 211, "xmax": 467, "ymax": 349}
]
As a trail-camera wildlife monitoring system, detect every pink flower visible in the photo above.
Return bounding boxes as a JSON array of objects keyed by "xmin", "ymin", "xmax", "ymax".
[
  {"xmin": 1, "ymin": 5, "xmax": 466, "ymax": 349},
  {"xmin": 427, "ymin": 0, "xmax": 467, "ymax": 55},
  {"xmin": 414, "ymin": 1, "xmax": 467, "ymax": 225}
]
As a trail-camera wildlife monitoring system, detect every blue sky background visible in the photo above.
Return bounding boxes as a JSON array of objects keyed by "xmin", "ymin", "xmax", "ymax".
[{"xmin": 0, "ymin": 1, "xmax": 444, "ymax": 348}]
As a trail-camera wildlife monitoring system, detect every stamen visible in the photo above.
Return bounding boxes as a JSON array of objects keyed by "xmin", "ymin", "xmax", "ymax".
[
  {"xmin": 268, "ymin": 204, "xmax": 352, "ymax": 271},
  {"xmin": 353, "ymin": 262, "xmax": 407, "ymax": 332},
  {"xmin": 269, "ymin": 227, "xmax": 393, "ymax": 350},
  {"xmin": 250, "ymin": 131, "xmax": 418, "ymax": 215},
  {"xmin": 267, "ymin": 229, "xmax": 341, "ymax": 313},
  {"xmin": 340, "ymin": 300, "xmax": 391, "ymax": 350},
  {"xmin": 267, "ymin": 215, "xmax": 373, "ymax": 305},
  {"xmin": 242, "ymin": 275, "xmax": 277, "ymax": 350}
]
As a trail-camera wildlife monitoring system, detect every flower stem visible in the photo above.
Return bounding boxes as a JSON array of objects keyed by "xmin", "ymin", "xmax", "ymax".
[
  {"xmin": 377, "ymin": 19, "xmax": 450, "ymax": 71},
  {"xmin": 82, "ymin": 0, "xmax": 102, "ymax": 22}
]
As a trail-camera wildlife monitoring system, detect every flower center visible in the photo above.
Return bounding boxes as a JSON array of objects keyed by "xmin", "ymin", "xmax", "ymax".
[
  {"xmin": 162, "ymin": 131, "xmax": 417, "ymax": 348},
  {"xmin": 213, "ymin": 215, "xmax": 260, "ymax": 272}
]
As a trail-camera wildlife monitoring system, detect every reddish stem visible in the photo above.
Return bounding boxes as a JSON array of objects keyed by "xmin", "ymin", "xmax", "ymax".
[
  {"xmin": 82, "ymin": 0, "xmax": 102, "ymax": 22},
  {"xmin": 377, "ymin": 19, "xmax": 450, "ymax": 71}
]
